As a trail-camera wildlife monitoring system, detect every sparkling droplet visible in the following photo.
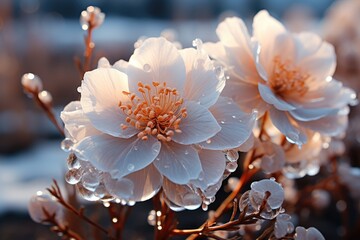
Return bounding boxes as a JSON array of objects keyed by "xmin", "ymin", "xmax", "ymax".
[
  {"xmin": 192, "ymin": 38, "xmax": 203, "ymax": 49},
  {"xmin": 65, "ymin": 169, "xmax": 82, "ymax": 184},
  {"xmin": 182, "ymin": 193, "xmax": 202, "ymax": 210},
  {"xmin": 220, "ymin": 120, "xmax": 225, "ymax": 124},
  {"xmin": 206, "ymin": 139, "xmax": 212, "ymax": 144},
  {"xmin": 147, "ymin": 210, "xmax": 156, "ymax": 226},
  {"xmin": 67, "ymin": 153, "xmax": 81, "ymax": 170},
  {"xmin": 77, "ymin": 184, "xmax": 99, "ymax": 201},
  {"xmin": 226, "ymin": 162, "xmax": 238, "ymax": 172},
  {"xmin": 61, "ymin": 138, "xmax": 74, "ymax": 152},
  {"xmin": 184, "ymin": 150, "xmax": 189, "ymax": 155},
  {"xmin": 127, "ymin": 164, "xmax": 135, "ymax": 172},
  {"xmin": 225, "ymin": 150, "xmax": 239, "ymax": 162},
  {"xmin": 105, "ymin": 178, "xmax": 134, "ymax": 199},
  {"xmin": 232, "ymin": 115, "xmax": 236, "ymax": 119},
  {"xmin": 143, "ymin": 64, "xmax": 151, "ymax": 72},
  {"xmin": 81, "ymin": 171, "xmax": 101, "ymax": 191},
  {"xmin": 77, "ymin": 87, "xmax": 82, "ymax": 93},
  {"xmin": 38, "ymin": 91, "xmax": 52, "ymax": 105},
  {"xmin": 201, "ymin": 203, "xmax": 208, "ymax": 211},
  {"xmin": 128, "ymin": 200, "xmax": 136, "ymax": 206}
]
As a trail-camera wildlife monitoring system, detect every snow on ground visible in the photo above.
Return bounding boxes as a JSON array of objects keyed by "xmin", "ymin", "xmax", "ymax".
[{"xmin": 0, "ymin": 140, "xmax": 66, "ymax": 215}]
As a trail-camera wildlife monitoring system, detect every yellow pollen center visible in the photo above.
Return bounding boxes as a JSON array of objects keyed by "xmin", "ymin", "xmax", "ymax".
[
  {"xmin": 118, "ymin": 81, "xmax": 187, "ymax": 142},
  {"xmin": 270, "ymin": 56, "xmax": 309, "ymax": 96}
]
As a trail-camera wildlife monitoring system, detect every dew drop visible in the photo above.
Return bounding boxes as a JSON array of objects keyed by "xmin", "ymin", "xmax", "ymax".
[
  {"xmin": 225, "ymin": 150, "xmax": 239, "ymax": 162},
  {"xmin": 67, "ymin": 153, "xmax": 81, "ymax": 170},
  {"xmin": 226, "ymin": 162, "xmax": 238, "ymax": 173},
  {"xmin": 220, "ymin": 120, "xmax": 225, "ymax": 124},
  {"xmin": 206, "ymin": 139, "xmax": 212, "ymax": 144},
  {"xmin": 128, "ymin": 200, "xmax": 136, "ymax": 206},
  {"xmin": 127, "ymin": 164, "xmax": 135, "ymax": 172},
  {"xmin": 143, "ymin": 64, "xmax": 151, "ymax": 72},
  {"xmin": 184, "ymin": 150, "xmax": 189, "ymax": 155},
  {"xmin": 81, "ymin": 171, "xmax": 101, "ymax": 191},
  {"xmin": 201, "ymin": 203, "xmax": 208, "ymax": 211},
  {"xmin": 77, "ymin": 184, "xmax": 100, "ymax": 201},
  {"xmin": 192, "ymin": 38, "xmax": 203, "ymax": 49},
  {"xmin": 232, "ymin": 115, "xmax": 236, "ymax": 119},
  {"xmin": 61, "ymin": 138, "xmax": 74, "ymax": 152},
  {"xmin": 77, "ymin": 87, "xmax": 82, "ymax": 93},
  {"xmin": 183, "ymin": 193, "xmax": 202, "ymax": 210},
  {"xmin": 65, "ymin": 169, "xmax": 82, "ymax": 184}
]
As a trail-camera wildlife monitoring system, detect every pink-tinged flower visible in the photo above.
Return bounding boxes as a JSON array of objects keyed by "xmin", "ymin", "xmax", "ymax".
[
  {"xmin": 295, "ymin": 226, "xmax": 325, "ymax": 240},
  {"xmin": 61, "ymin": 37, "xmax": 255, "ymax": 208},
  {"xmin": 28, "ymin": 191, "xmax": 62, "ymax": 223},
  {"xmin": 204, "ymin": 10, "xmax": 356, "ymax": 146}
]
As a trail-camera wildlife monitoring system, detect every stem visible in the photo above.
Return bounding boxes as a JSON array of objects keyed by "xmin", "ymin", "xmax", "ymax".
[
  {"xmin": 32, "ymin": 91, "xmax": 65, "ymax": 136},
  {"xmin": 47, "ymin": 180, "xmax": 112, "ymax": 239}
]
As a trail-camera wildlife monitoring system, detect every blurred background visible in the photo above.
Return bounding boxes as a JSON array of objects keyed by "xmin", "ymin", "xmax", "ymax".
[{"xmin": 1, "ymin": 0, "xmax": 360, "ymax": 239}]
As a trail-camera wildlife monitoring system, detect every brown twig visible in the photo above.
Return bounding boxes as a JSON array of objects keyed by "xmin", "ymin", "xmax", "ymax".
[{"xmin": 47, "ymin": 180, "xmax": 113, "ymax": 239}]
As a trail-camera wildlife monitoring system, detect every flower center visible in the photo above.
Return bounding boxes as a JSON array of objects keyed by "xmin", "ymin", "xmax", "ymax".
[
  {"xmin": 119, "ymin": 81, "xmax": 187, "ymax": 142},
  {"xmin": 270, "ymin": 56, "xmax": 309, "ymax": 96}
]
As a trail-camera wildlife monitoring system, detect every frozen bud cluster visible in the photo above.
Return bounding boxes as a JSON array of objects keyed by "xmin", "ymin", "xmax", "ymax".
[
  {"xmin": 239, "ymin": 178, "xmax": 284, "ymax": 219},
  {"xmin": 28, "ymin": 191, "xmax": 62, "ymax": 223},
  {"xmin": 21, "ymin": 73, "xmax": 43, "ymax": 93},
  {"xmin": 274, "ymin": 214, "xmax": 294, "ymax": 238},
  {"xmin": 295, "ymin": 226, "xmax": 325, "ymax": 240},
  {"xmin": 80, "ymin": 6, "xmax": 105, "ymax": 30}
]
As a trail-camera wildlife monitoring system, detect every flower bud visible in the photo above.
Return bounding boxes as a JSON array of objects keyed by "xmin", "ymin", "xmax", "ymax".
[
  {"xmin": 38, "ymin": 90, "xmax": 53, "ymax": 105},
  {"xmin": 295, "ymin": 226, "xmax": 325, "ymax": 240},
  {"xmin": 80, "ymin": 6, "xmax": 105, "ymax": 30},
  {"xmin": 28, "ymin": 191, "xmax": 61, "ymax": 223},
  {"xmin": 21, "ymin": 73, "xmax": 43, "ymax": 93}
]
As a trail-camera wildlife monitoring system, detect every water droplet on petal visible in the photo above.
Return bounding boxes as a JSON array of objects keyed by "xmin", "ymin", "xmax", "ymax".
[
  {"xmin": 77, "ymin": 87, "xmax": 82, "ymax": 93},
  {"xmin": 67, "ymin": 153, "xmax": 81, "ymax": 170},
  {"xmin": 225, "ymin": 150, "xmax": 239, "ymax": 162},
  {"xmin": 77, "ymin": 184, "xmax": 100, "ymax": 201},
  {"xmin": 143, "ymin": 64, "xmax": 151, "ymax": 72},
  {"xmin": 182, "ymin": 193, "xmax": 202, "ymax": 210},
  {"xmin": 226, "ymin": 162, "xmax": 238, "ymax": 172},
  {"xmin": 232, "ymin": 115, "xmax": 236, "ymax": 119},
  {"xmin": 192, "ymin": 38, "xmax": 203, "ymax": 49},
  {"xmin": 65, "ymin": 169, "xmax": 82, "ymax": 184},
  {"xmin": 220, "ymin": 120, "xmax": 225, "ymax": 124},
  {"xmin": 184, "ymin": 150, "xmax": 189, "ymax": 155},
  {"xmin": 61, "ymin": 138, "xmax": 74, "ymax": 152},
  {"xmin": 127, "ymin": 164, "xmax": 135, "ymax": 172},
  {"xmin": 206, "ymin": 139, "xmax": 212, "ymax": 144},
  {"xmin": 81, "ymin": 171, "xmax": 101, "ymax": 191}
]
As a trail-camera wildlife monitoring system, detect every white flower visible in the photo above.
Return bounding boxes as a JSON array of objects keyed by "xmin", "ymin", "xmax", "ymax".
[
  {"xmin": 274, "ymin": 213, "xmax": 294, "ymax": 238},
  {"xmin": 295, "ymin": 226, "xmax": 325, "ymax": 240},
  {"xmin": 80, "ymin": 6, "xmax": 105, "ymax": 30},
  {"xmin": 249, "ymin": 178, "xmax": 284, "ymax": 210},
  {"xmin": 204, "ymin": 10, "xmax": 356, "ymax": 146},
  {"xmin": 61, "ymin": 37, "xmax": 255, "ymax": 208},
  {"xmin": 21, "ymin": 73, "xmax": 43, "ymax": 93},
  {"xmin": 28, "ymin": 191, "xmax": 62, "ymax": 223}
]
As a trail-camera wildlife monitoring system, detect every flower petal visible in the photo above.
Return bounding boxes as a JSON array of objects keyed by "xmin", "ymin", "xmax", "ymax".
[
  {"xmin": 162, "ymin": 178, "xmax": 202, "ymax": 210},
  {"xmin": 127, "ymin": 37, "xmax": 186, "ymax": 95},
  {"xmin": 74, "ymin": 134, "xmax": 160, "ymax": 179},
  {"xmin": 123, "ymin": 164, "xmax": 162, "ymax": 202},
  {"xmin": 61, "ymin": 101, "xmax": 100, "ymax": 141},
  {"xmin": 258, "ymin": 83, "xmax": 296, "ymax": 111},
  {"xmin": 222, "ymin": 80, "xmax": 269, "ymax": 116},
  {"xmin": 297, "ymin": 111, "xmax": 348, "ymax": 136},
  {"xmin": 191, "ymin": 149, "xmax": 226, "ymax": 190},
  {"xmin": 81, "ymin": 68, "xmax": 138, "ymax": 138},
  {"xmin": 171, "ymin": 101, "xmax": 221, "ymax": 145},
  {"xmin": 153, "ymin": 141, "xmax": 201, "ymax": 184},
  {"xmin": 180, "ymin": 48, "xmax": 225, "ymax": 108},
  {"xmin": 269, "ymin": 108, "xmax": 307, "ymax": 146},
  {"xmin": 198, "ymin": 97, "xmax": 256, "ymax": 150},
  {"xmin": 290, "ymin": 107, "xmax": 338, "ymax": 122}
]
